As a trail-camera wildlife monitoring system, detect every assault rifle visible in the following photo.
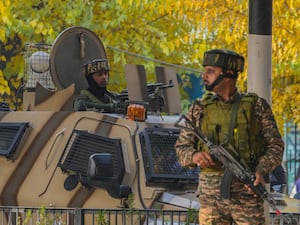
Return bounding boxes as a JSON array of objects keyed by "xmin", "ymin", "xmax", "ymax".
[
  {"xmin": 146, "ymin": 80, "xmax": 174, "ymax": 95},
  {"xmin": 174, "ymin": 114, "xmax": 292, "ymax": 224}
]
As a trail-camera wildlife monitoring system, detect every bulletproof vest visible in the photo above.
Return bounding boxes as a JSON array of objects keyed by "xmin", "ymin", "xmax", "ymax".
[
  {"xmin": 78, "ymin": 89, "xmax": 113, "ymax": 112},
  {"xmin": 80, "ymin": 89, "xmax": 111, "ymax": 104},
  {"xmin": 199, "ymin": 92, "xmax": 266, "ymax": 172}
]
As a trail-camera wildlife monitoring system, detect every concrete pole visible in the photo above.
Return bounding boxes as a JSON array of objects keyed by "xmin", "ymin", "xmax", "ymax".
[
  {"xmin": 248, "ymin": 0, "xmax": 272, "ymax": 105},
  {"xmin": 248, "ymin": 1, "xmax": 273, "ymax": 223}
]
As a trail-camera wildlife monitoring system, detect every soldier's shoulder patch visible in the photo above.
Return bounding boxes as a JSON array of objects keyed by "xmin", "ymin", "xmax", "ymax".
[
  {"xmin": 241, "ymin": 92, "xmax": 258, "ymax": 104},
  {"xmin": 244, "ymin": 92, "xmax": 258, "ymax": 97}
]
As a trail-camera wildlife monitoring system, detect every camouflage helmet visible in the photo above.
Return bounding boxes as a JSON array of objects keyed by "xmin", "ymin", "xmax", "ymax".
[
  {"xmin": 202, "ymin": 49, "xmax": 244, "ymax": 73},
  {"xmin": 83, "ymin": 59, "xmax": 110, "ymax": 76}
]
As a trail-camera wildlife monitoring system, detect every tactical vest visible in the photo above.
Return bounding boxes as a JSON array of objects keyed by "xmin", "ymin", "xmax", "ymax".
[
  {"xmin": 81, "ymin": 89, "xmax": 112, "ymax": 103},
  {"xmin": 199, "ymin": 92, "xmax": 266, "ymax": 172}
]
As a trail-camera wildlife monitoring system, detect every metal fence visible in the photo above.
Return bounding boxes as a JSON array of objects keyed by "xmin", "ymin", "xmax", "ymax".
[{"xmin": 0, "ymin": 207, "xmax": 299, "ymax": 225}]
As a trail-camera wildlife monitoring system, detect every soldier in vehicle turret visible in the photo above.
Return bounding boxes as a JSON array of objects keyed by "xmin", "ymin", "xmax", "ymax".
[
  {"xmin": 73, "ymin": 59, "xmax": 122, "ymax": 113},
  {"xmin": 175, "ymin": 49, "xmax": 284, "ymax": 225}
]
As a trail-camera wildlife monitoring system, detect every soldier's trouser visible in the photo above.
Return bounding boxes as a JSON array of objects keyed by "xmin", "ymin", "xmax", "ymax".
[{"xmin": 198, "ymin": 172, "xmax": 265, "ymax": 225}]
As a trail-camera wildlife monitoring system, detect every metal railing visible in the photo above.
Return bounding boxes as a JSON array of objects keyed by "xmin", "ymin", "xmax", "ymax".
[{"xmin": 0, "ymin": 206, "xmax": 299, "ymax": 225}]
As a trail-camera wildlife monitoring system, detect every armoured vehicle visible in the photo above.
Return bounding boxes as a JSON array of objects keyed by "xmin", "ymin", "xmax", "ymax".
[
  {"xmin": 0, "ymin": 27, "xmax": 299, "ymax": 225},
  {"xmin": 0, "ymin": 27, "xmax": 200, "ymax": 224}
]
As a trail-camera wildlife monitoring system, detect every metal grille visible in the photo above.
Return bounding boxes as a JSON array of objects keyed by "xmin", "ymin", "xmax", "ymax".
[
  {"xmin": 0, "ymin": 206, "xmax": 298, "ymax": 225},
  {"xmin": 58, "ymin": 130, "xmax": 125, "ymax": 186},
  {"xmin": 24, "ymin": 43, "xmax": 55, "ymax": 91},
  {"xmin": 0, "ymin": 122, "xmax": 29, "ymax": 160},
  {"xmin": 139, "ymin": 128, "xmax": 199, "ymax": 187}
]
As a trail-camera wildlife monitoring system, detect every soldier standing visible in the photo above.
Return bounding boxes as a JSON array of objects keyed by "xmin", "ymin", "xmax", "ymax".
[
  {"xmin": 175, "ymin": 49, "xmax": 284, "ymax": 225},
  {"xmin": 73, "ymin": 59, "xmax": 121, "ymax": 112}
]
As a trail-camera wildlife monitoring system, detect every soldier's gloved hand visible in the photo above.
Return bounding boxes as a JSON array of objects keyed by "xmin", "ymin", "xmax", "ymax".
[
  {"xmin": 105, "ymin": 102, "xmax": 122, "ymax": 113},
  {"xmin": 74, "ymin": 100, "xmax": 87, "ymax": 111},
  {"xmin": 112, "ymin": 102, "xmax": 125, "ymax": 114},
  {"xmin": 104, "ymin": 103, "xmax": 116, "ymax": 112}
]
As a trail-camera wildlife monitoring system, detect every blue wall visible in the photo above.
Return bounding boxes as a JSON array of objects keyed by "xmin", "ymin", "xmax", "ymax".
[{"xmin": 181, "ymin": 74, "xmax": 204, "ymax": 101}]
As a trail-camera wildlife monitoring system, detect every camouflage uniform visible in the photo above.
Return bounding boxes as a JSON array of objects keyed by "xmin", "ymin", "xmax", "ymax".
[
  {"xmin": 73, "ymin": 89, "xmax": 118, "ymax": 112},
  {"xmin": 175, "ymin": 92, "xmax": 284, "ymax": 225}
]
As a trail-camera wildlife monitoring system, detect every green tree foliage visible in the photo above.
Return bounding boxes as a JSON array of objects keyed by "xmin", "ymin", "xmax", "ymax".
[{"xmin": 0, "ymin": 0, "xmax": 299, "ymax": 131}]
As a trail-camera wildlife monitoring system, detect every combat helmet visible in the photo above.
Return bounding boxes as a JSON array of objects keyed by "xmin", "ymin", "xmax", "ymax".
[
  {"xmin": 202, "ymin": 49, "xmax": 244, "ymax": 74},
  {"xmin": 83, "ymin": 59, "xmax": 110, "ymax": 76}
]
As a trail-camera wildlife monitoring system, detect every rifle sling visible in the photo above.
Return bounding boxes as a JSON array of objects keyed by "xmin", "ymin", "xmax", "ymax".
[{"xmin": 227, "ymin": 93, "xmax": 242, "ymax": 143}]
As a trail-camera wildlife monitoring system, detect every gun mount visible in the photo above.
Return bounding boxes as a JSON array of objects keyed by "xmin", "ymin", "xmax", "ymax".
[{"xmin": 116, "ymin": 80, "xmax": 175, "ymax": 114}]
